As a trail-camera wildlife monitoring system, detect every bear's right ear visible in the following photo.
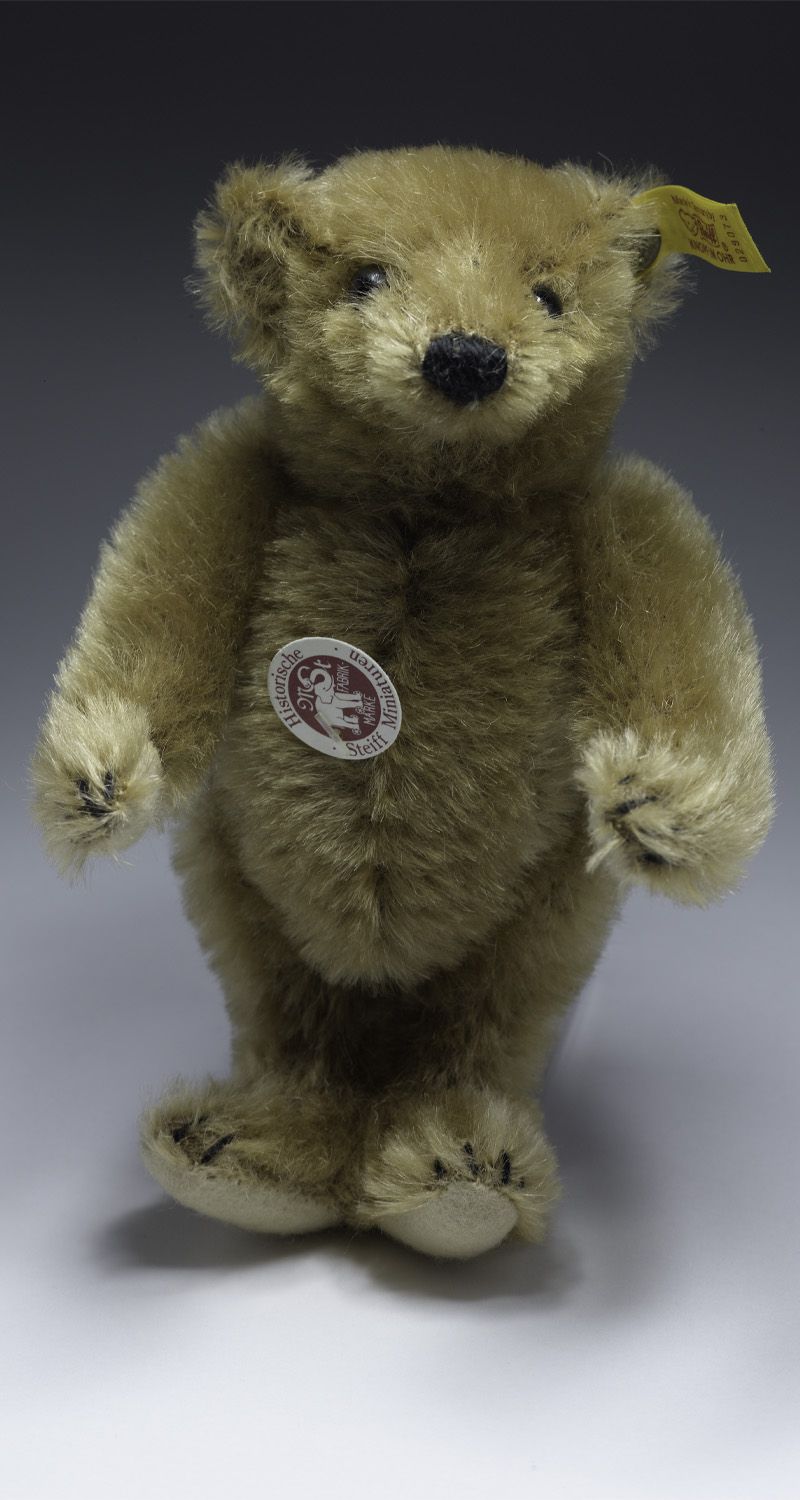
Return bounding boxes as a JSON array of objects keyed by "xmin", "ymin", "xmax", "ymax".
[{"xmin": 194, "ymin": 158, "xmax": 314, "ymax": 366}]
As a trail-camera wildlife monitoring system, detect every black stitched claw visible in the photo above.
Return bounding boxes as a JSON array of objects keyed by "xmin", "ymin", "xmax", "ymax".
[
  {"xmin": 171, "ymin": 1114, "xmax": 208, "ymax": 1143},
  {"xmin": 200, "ymin": 1133, "xmax": 236, "ymax": 1165},
  {"xmin": 463, "ymin": 1143, "xmax": 479, "ymax": 1177},
  {"xmin": 640, "ymin": 851, "xmax": 671, "ymax": 867},
  {"xmin": 499, "ymin": 1151, "xmax": 512, "ymax": 1186},
  {"xmin": 77, "ymin": 781, "xmax": 109, "ymax": 818},
  {"xmin": 434, "ymin": 1158, "xmax": 446, "ymax": 1180},
  {"xmin": 610, "ymin": 795, "xmax": 658, "ymax": 818},
  {"xmin": 77, "ymin": 773, "xmax": 115, "ymax": 819}
]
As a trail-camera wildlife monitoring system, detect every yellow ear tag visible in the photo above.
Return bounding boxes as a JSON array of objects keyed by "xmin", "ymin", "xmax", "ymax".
[{"xmin": 632, "ymin": 185, "xmax": 770, "ymax": 273}]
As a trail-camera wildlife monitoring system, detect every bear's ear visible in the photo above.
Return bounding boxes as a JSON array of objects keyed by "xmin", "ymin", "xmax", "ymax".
[
  {"xmin": 555, "ymin": 164, "xmax": 688, "ymax": 347},
  {"xmin": 610, "ymin": 181, "xmax": 688, "ymax": 346},
  {"xmin": 194, "ymin": 158, "xmax": 315, "ymax": 365}
]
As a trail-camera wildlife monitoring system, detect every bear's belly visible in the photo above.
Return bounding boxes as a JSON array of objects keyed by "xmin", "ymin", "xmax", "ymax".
[{"xmin": 215, "ymin": 501, "xmax": 580, "ymax": 987}]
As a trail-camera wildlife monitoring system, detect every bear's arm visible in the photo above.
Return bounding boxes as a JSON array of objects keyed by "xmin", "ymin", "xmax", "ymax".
[
  {"xmin": 570, "ymin": 454, "xmax": 774, "ymax": 904},
  {"xmin": 31, "ymin": 398, "xmax": 273, "ymax": 874}
]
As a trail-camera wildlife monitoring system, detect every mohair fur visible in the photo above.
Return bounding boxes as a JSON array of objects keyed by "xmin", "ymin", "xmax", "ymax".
[{"xmin": 31, "ymin": 147, "xmax": 773, "ymax": 1259}]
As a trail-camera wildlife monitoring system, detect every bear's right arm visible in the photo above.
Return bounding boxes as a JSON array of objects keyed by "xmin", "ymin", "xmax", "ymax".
[{"xmin": 31, "ymin": 398, "xmax": 274, "ymax": 874}]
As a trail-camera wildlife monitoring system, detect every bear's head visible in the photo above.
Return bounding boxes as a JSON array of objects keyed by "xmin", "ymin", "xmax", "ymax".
[{"xmin": 196, "ymin": 147, "xmax": 679, "ymax": 498}]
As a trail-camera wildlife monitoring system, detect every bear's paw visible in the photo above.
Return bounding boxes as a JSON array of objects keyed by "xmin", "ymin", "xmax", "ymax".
[
  {"xmin": 578, "ymin": 727, "xmax": 774, "ymax": 904},
  {"xmin": 30, "ymin": 694, "xmax": 164, "ymax": 876}
]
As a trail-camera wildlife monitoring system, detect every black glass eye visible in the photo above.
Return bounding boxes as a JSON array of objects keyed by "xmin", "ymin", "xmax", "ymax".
[
  {"xmin": 349, "ymin": 264, "xmax": 389, "ymax": 299},
  {"xmin": 532, "ymin": 284, "xmax": 563, "ymax": 317}
]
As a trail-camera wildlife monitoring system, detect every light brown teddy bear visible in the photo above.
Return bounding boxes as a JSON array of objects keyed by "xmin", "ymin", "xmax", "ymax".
[{"xmin": 31, "ymin": 148, "xmax": 773, "ymax": 1259}]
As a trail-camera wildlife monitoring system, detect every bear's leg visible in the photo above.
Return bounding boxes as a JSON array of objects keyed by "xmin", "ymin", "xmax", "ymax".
[
  {"xmin": 154, "ymin": 796, "xmax": 617, "ymax": 1257},
  {"xmin": 141, "ymin": 793, "xmax": 360, "ymax": 1234},
  {"xmin": 353, "ymin": 838, "xmax": 618, "ymax": 1258}
]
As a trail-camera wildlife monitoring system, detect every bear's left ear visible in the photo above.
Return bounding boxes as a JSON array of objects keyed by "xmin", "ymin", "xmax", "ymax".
[
  {"xmin": 610, "ymin": 184, "xmax": 688, "ymax": 344},
  {"xmin": 194, "ymin": 158, "xmax": 315, "ymax": 365}
]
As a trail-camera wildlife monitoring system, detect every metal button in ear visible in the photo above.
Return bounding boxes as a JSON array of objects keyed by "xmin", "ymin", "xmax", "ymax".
[{"xmin": 635, "ymin": 230, "xmax": 662, "ymax": 276}]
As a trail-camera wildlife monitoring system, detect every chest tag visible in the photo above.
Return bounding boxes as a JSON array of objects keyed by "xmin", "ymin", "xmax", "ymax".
[{"xmin": 268, "ymin": 637, "xmax": 402, "ymax": 760}]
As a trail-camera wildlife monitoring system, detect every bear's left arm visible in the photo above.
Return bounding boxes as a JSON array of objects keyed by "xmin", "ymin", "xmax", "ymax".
[{"xmin": 571, "ymin": 454, "xmax": 774, "ymax": 904}]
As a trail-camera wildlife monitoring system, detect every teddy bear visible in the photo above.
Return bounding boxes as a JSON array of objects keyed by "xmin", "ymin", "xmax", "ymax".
[{"xmin": 31, "ymin": 147, "xmax": 773, "ymax": 1260}]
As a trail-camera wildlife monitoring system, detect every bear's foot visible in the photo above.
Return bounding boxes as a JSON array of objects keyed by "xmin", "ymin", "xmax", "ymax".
[
  {"xmin": 141, "ymin": 1079, "xmax": 347, "ymax": 1235},
  {"xmin": 374, "ymin": 1164, "xmax": 519, "ymax": 1260},
  {"xmin": 354, "ymin": 1090, "xmax": 559, "ymax": 1260}
]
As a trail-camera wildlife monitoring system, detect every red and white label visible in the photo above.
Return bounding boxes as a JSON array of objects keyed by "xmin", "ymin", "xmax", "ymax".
[{"xmin": 268, "ymin": 637, "xmax": 402, "ymax": 759}]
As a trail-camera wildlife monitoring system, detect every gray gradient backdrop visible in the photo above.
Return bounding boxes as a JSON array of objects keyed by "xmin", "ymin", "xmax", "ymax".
[{"xmin": 2, "ymin": 4, "xmax": 798, "ymax": 1498}]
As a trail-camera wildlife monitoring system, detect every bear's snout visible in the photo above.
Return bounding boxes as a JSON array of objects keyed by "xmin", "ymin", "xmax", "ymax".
[{"xmin": 422, "ymin": 332, "xmax": 507, "ymax": 405}]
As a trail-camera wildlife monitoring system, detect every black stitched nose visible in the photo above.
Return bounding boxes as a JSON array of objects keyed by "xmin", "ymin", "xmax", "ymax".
[{"xmin": 421, "ymin": 332, "xmax": 507, "ymax": 405}]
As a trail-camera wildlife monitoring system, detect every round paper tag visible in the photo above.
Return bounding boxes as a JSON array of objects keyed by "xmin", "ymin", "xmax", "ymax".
[{"xmin": 267, "ymin": 637, "xmax": 402, "ymax": 759}]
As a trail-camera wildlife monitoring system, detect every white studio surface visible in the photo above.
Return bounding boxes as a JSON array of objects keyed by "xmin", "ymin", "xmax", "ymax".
[{"xmin": 2, "ymin": 793, "xmax": 797, "ymax": 1500}]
